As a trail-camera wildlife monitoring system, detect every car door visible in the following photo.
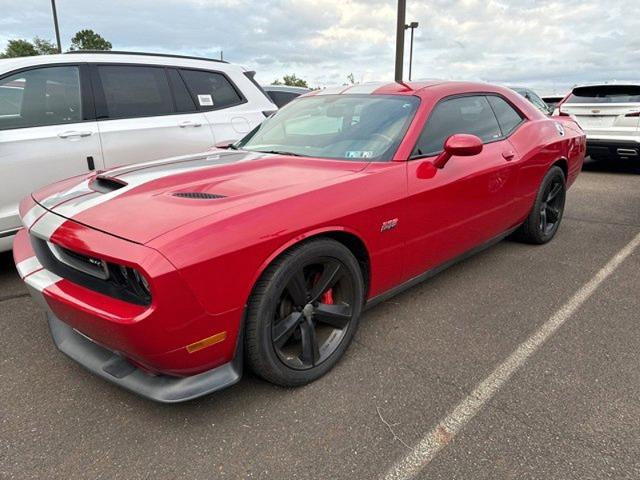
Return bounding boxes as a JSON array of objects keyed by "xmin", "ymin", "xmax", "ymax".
[
  {"xmin": 0, "ymin": 64, "xmax": 102, "ymax": 239},
  {"xmin": 92, "ymin": 64, "xmax": 214, "ymax": 168},
  {"xmin": 178, "ymin": 68, "xmax": 253, "ymax": 143},
  {"xmin": 403, "ymin": 94, "xmax": 520, "ymax": 280}
]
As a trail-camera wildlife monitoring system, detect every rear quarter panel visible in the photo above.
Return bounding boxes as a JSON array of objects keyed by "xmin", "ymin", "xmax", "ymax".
[{"xmin": 509, "ymin": 118, "xmax": 585, "ymax": 222}]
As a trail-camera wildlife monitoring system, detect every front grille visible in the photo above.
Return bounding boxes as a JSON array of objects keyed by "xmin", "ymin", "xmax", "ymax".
[
  {"xmin": 48, "ymin": 242, "xmax": 109, "ymax": 280},
  {"xmin": 173, "ymin": 192, "xmax": 226, "ymax": 199},
  {"xmin": 31, "ymin": 236, "xmax": 151, "ymax": 306}
]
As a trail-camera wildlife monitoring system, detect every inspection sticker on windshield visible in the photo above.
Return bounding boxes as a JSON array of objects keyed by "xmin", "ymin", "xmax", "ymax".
[
  {"xmin": 198, "ymin": 94, "xmax": 214, "ymax": 106},
  {"xmin": 345, "ymin": 151, "xmax": 373, "ymax": 159}
]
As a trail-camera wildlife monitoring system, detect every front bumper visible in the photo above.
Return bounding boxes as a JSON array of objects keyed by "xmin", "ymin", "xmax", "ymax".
[
  {"xmin": 46, "ymin": 305, "xmax": 242, "ymax": 403},
  {"xmin": 14, "ymin": 212, "xmax": 245, "ymax": 402}
]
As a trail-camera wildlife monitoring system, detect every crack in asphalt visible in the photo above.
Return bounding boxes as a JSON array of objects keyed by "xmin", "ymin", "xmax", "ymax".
[{"xmin": 0, "ymin": 292, "xmax": 30, "ymax": 303}]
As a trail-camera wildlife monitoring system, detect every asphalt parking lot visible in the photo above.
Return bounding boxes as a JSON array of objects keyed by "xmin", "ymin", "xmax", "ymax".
[{"xmin": 1, "ymin": 158, "xmax": 639, "ymax": 480}]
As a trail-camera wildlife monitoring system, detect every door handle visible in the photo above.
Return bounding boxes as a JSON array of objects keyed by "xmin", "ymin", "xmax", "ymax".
[
  {"xmin": 502, "ymin": 151, "xmax": 516, "ymax": 161},
  {"xmin": 179, "ymin": 121, "xmax": 202, "ymax": 128},
  {"xmin": 58, "ymin": 130, "xmax": 93, "ymax": 139}
]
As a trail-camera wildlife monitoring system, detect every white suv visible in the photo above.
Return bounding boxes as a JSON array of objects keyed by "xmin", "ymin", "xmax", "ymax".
[
  {"xmin": 556, "ymin": 84, "xmax": 640, "ymax": 161},
  {"xmin": 0, "ymin": 51, "xmax": 276, "ymax": 251}
]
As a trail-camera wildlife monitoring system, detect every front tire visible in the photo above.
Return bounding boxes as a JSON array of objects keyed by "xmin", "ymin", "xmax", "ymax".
[
  {"xmin": 245, "ymin": 239, "xmax": 364, "ymax": 387},
  {"xmin": 515, "ymin": 165, "xmax": 566, "ymax": 244}
]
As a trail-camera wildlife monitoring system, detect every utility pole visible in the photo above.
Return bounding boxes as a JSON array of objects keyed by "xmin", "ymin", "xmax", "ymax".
[
  {"xmin": 395, "ymin": 0, "xmax": 406, "ymax": 82},
  {"xmin": 50, "ymin": 0, "xmax": 62, "ymax": 53},
  {"xmin": 405, "ymin": 22, "xmax": 419, "ymax": 81}
]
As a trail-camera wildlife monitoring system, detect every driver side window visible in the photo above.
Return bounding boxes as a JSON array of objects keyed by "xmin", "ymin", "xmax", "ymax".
[{"xmin": 412, "ymin": 95, "xmax": 501, "ymax": 157}]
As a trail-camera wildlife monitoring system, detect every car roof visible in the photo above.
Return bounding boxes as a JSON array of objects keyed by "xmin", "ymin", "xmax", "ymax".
[
  {"xmin": 305, "ymin": 80, "xmax": 522, "ymax": 97},
  {"xmin": 262, "ymin": 85, "xmax": 311, "ymax": 93},
  {"xmin": 0, "ymin": 51, "xmax": 244, "ymax": 74}
]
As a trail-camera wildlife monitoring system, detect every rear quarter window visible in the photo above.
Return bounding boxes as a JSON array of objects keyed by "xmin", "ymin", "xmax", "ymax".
[
  {"xmin": 487, "ymin": 96, "xmax": 524, "ymax": 135},
  {"xmin": 179, "ymin": 69, "xmax": 244, "ymax": 109}
]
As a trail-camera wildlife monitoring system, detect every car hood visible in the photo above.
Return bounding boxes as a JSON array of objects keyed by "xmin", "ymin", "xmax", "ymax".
[{"xmin": 32, "ymin": 150, "xmax": 367, "ymax": 244}]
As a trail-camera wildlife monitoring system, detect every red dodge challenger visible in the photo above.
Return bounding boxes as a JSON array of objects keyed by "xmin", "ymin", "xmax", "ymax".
[{"xmin": 14, "ymin": 81, "xmax": 585, "ymax": 402}]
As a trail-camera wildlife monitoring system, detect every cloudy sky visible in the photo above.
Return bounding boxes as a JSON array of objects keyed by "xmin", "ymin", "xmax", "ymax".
[{"xmin": 1, "ymin": 0, "xmax": 638, "ymax": 94}]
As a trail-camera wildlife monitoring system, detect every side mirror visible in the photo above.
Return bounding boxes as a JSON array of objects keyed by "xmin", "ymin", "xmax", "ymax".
[{"xmin": 433, "ymin": 134, "xmax": 483, "ymax": 169}]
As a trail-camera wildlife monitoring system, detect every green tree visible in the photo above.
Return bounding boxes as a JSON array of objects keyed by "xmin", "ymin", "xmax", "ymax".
[
  {"xmin": 1, "ymin": 37, "xmax": 58, "ymax": 58},
  {"xmin": 271, "ymin": 74, "xmax": 309, "ymax": 88},
  {"xmin": 0, "ymin": 39, "xmax": 38, "ymax": 58},
  {"xmin": 33, "ymin": 37, "xmax": 59, "ymax": 55},
  {"xmin": 69, "ymin": 29, "xmax": 112, "ymax": 51}
]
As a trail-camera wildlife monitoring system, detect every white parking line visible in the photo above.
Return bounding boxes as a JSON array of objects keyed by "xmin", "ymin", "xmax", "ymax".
[{"xmin": 383, "ymin": 231, "xmax": 640, "ymax": 480}]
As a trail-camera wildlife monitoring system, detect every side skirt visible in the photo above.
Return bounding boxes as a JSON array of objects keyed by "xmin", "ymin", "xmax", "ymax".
[{"xmin": 365, "ymin": 226, "xmax": 519, "ymax": 310}]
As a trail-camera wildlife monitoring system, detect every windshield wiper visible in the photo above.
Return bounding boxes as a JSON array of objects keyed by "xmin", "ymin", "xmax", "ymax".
[{"xmin": 256, "ymin": 149, "xmax": 305, "ymax": 157}]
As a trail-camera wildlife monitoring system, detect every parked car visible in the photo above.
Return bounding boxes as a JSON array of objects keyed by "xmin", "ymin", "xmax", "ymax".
[
  {"xmin": 15, "ymin": 81, "xmax": 585, "ymax": 402},
  {"xmin": 542, "ymin": 95, "xmax": 564, "ymax": 111},
  {"xmin": 510, "ymin": 87, "xmax": 553, "ymax": 115},
  {"xmin": 0, "ymin": 51, "xmax": 276, "ymax": 251},
  {"xmin": 262, "ymin": 85, "xmax": 311, "ymax": 108},
  {"xmin": 555, "ymin": 83, "xmax": 640, "ymax": 161}
]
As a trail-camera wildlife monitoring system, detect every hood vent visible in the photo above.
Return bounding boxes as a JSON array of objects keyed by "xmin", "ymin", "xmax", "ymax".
[
  {"xmin": 173, "ymin": 192, "xmax": 226, "ymax": 200},
  {"xmin": 91, "ymin": 175, "xmax": 128, "ymax": 194}
]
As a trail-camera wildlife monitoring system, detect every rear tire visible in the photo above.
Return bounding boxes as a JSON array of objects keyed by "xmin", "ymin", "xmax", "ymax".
[
  {"xmin": 515, "ymin": 165, "xmax": 566, "ymax": 244},
  {"xmin": 245, "ymin": 239, "xmax": 364, "ymax": 387}
]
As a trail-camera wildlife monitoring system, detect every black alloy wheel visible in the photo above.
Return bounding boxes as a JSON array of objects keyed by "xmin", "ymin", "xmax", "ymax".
[
  {"xmin": 245, "ymin": 239, "xmax": 364, "ymax": 386},
  {"xmin": 539, "ymin": 176, "xmax": 565, "ymax": 236},
  {"xmin": 515, "ymin": 165, "xmax": 566, "ymax": 244},
  {"xmin": 272, "ymin": 257, "xmax": 355, "ymax": 370}
]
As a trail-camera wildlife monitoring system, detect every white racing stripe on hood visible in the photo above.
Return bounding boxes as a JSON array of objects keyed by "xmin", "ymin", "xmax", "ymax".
[
  {"xmin": 25, "ymin": 151, "xmax": 249, "ymax": 240},
  {"xmin": 21, "ymin": 204, "xmax": 47, "ymax": 230},
  {"xmin": 53, "ymin": 155, "xmax": 234, "ymax": 220},
  {"xmin": 38, "ymin": 179, "xmax": 93, "ymax": 210},
  {"xmin": 30, "ymin": 212, "xmax": 68, "ymax": 241}
]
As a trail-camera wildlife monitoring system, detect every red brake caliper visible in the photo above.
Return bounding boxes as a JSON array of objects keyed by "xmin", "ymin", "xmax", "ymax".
[{"xmin": 313, "ymin": 272, "xmax": 334, "ymax": 304}]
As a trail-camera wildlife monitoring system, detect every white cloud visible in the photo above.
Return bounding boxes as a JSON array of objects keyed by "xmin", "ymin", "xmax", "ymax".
[{"xmin": 0, "ymin": 0, "xmax": 638, "ymax": 93}]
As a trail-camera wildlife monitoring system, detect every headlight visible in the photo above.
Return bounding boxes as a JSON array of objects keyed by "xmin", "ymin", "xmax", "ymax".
[{"xmin": 115, "ymin": 264, "xmax": 152, "ymax": 300}]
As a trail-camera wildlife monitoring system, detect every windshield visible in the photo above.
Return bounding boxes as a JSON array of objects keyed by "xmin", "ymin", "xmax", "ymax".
[{"xmin": 236, "ymin": 94, "xmax": 420, "ymax": 161}]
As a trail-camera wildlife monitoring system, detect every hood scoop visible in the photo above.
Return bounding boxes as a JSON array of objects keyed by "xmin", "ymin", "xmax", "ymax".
[
  {"xmin": 91, "ymin": 175, "xmax": 128, "ymax": 194},
  {"xmin": 172, "ymin": 192, "xmax": 227, "ymax": 200}
]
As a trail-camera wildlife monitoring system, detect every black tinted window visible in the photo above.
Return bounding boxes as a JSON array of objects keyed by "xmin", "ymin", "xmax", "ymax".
[
  {"xmin": 97, "ymin": 66, "xmax": 173, "ymax": 118},
  {"xmin": 180, "ymin": 69, "xmax": 242, "ymax": 109},
  {"xmin": 487, "ymin": 96, "xmax": 523, "ymax": 135},
  {"xmin": 567, "ymin": 85, "xmax": 640, "ymax": 104},
  {"xmin": 413, "ymin": 96, "xmax": 501, "ymax": 157},
  {"xmin": 0, "ymin": 66, "xmax": 81, "ymax": 130},
  {"xmin": 167, "ymin": 69, "xmax": 196, "ymax": 112},
  {"xmin": 268, "ymin": 91, "xmax": 300, "ymax": 108}
]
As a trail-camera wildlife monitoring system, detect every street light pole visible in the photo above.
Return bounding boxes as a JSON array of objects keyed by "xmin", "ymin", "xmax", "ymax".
[
  {"xmin": 394, "ymin": 0, "xmax": 406, "ymax": 82},
  {"xmin": 50, "ymin": 0, "xmax": 62, "ymax": 53},
  {"xmin": 405, "ymin": 21, "xmax": 419, "ymax": 81}
]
